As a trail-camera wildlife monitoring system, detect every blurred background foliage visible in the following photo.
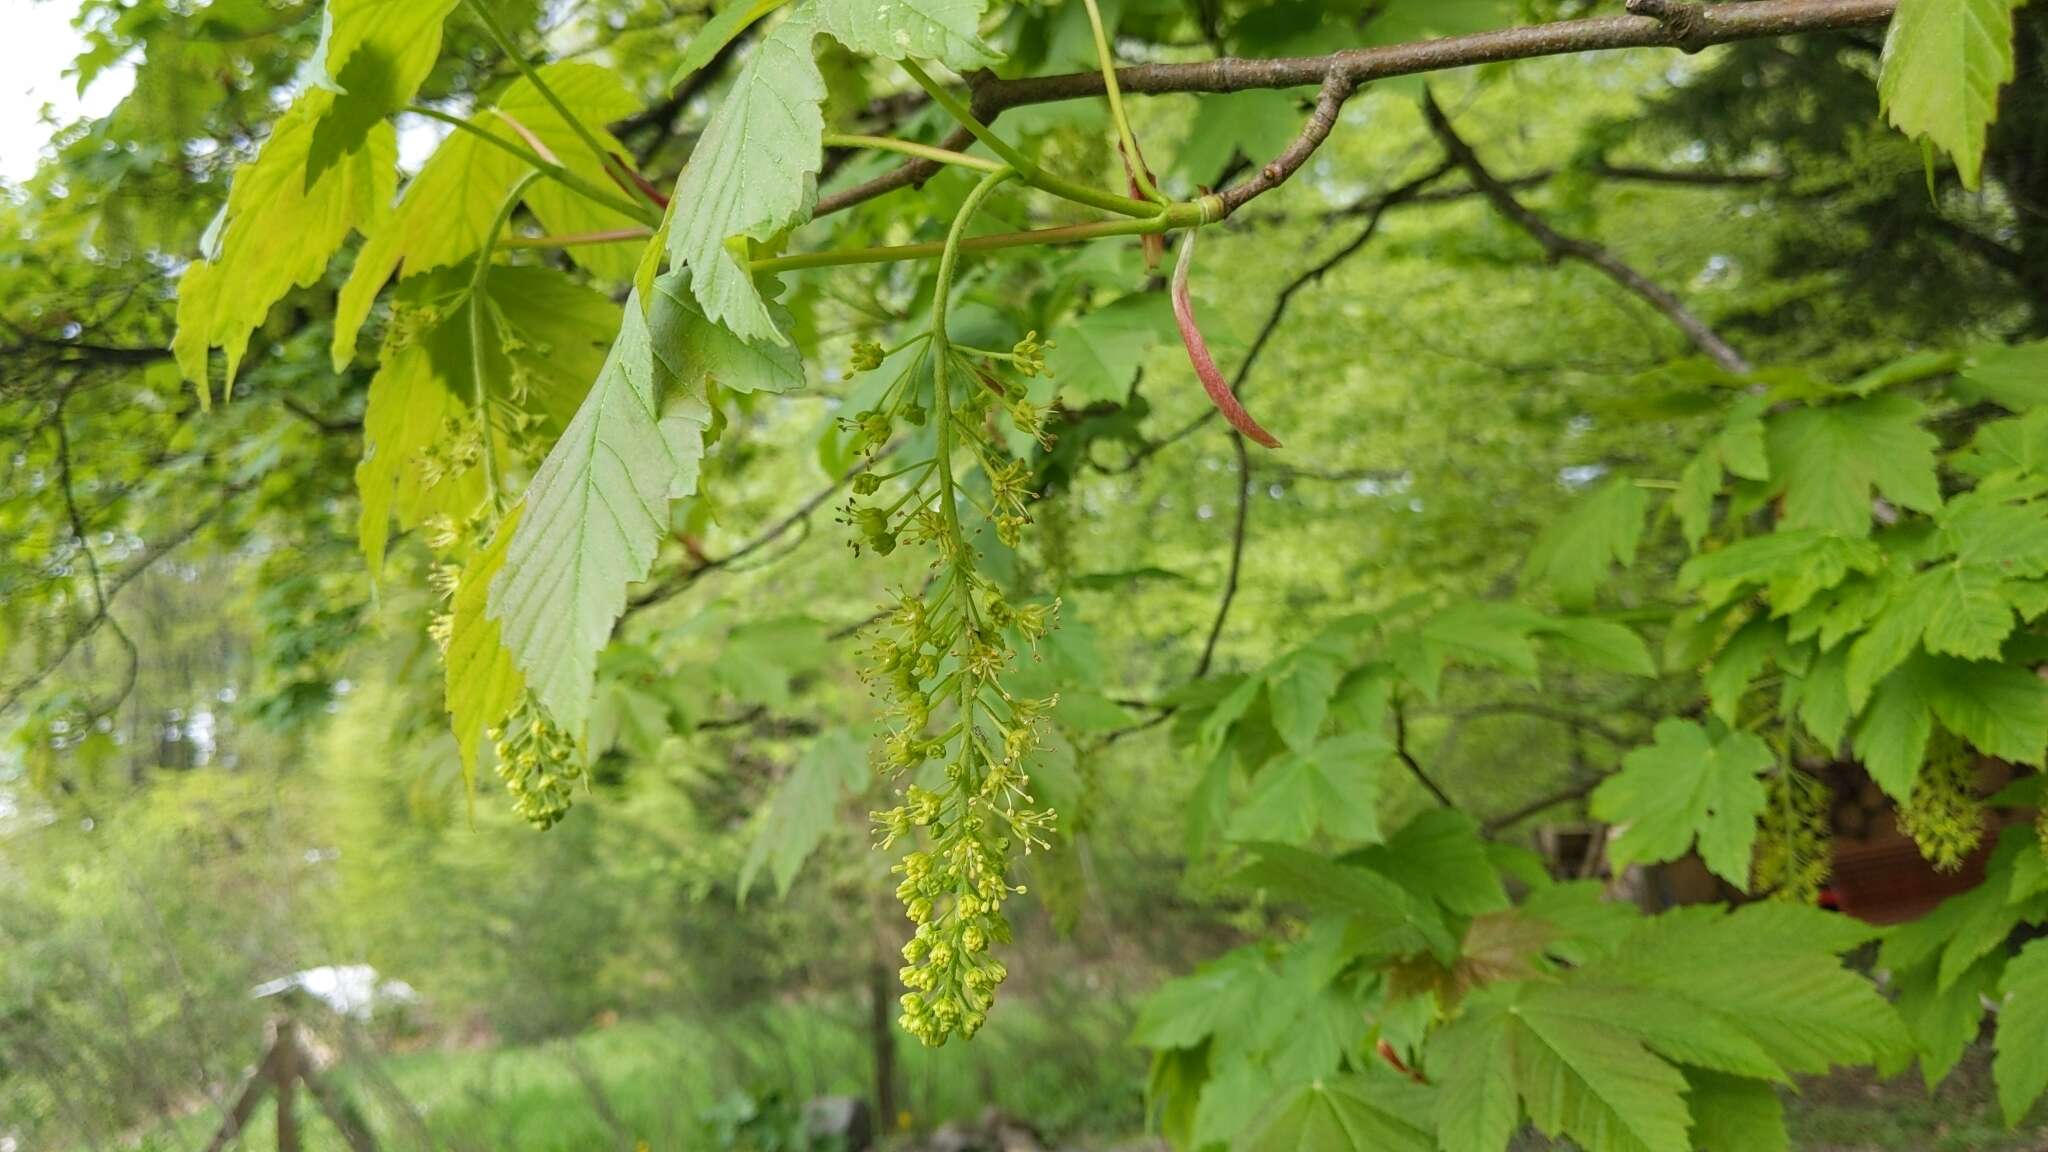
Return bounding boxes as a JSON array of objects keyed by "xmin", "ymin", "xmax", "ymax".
[{"xmin": 2, "ymin": 0, "xmax": 2044, "ymax": 1148}]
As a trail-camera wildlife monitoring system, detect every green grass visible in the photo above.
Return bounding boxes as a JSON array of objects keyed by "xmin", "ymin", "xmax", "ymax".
[
  {"xmin": 1786, "ymin": 1047, "xmax": 2048, "ymax": 1152},
  {"xmin": 137, "ymin": 1004, "xmax": 2048, "ymax": 1152},
  {"xmin": 140, "ymin": 992, "xmax": 1146, "ymax": 1152}
]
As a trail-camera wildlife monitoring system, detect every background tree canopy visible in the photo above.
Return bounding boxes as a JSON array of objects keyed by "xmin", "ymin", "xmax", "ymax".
[{"xmin": 6, "ymin": 0, "xmax": 2048, "ymax": 1149}]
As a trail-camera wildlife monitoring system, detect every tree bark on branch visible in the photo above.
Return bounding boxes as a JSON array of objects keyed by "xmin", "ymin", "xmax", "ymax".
[
  {"xmin": 816, "ymin": 0, "xmax": 1895, "ymax": 219},
  {"xmin": 1423, "ymin": 92, "xmax": 1755, "ymax": 375}
]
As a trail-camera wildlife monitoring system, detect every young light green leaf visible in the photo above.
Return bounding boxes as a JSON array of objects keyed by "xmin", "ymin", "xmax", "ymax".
[
  {"xmin": 1045, "ymin": 292, "xmax": 1178, "ymax": 406},
  {"xmin": 356, "ymin": 263, "xmax": 620, "ymax": 571},
  {"xmin": 173, "ymin": 90, "xmax": 395, "ymax": 401},
  {"xmin": 305, "ymin": 0, "xmax": 462, "ymax": 179},
  {"xmin": 1878, "ymin": 0, "xmax": 2025, "ymax": 190},
  {"xmin": 445, "ymin": 506, "xmax": 526, "ymax": 787},
  {"xmin": 809, "ymin": 0, "xmax": 999, "ymax": 69},
  {"xmin": 1996, "ymin": 937, "xmax": 2048, "ymax": 1125},
  {"xmin": 488, "ymin": 270, "xmax": 703, "ymax": 737},
  {"xmin": 332, "ymin": 63, "xmax": 649, "ymax": 367},
  {"xmin": 1523, "ymin": 477, "xmax": 1647, "ymax": 607},
  {"xmin": 665, "ymin": 15, "xmax": 825, "ymax": 344},
  {"xmin": 1592, "ymin": 719, "xmax": 1772, "ymax": 889},
  {"xmin": 1264, "ymin": 643, "xmax": 1346, "ymax": 755},
  {"xmin": 1536, "ymin": 617, "xmax": 1657, "ymax": 677},
  {"xmin": 1766, "ymin": 394, "xmax": 1941, "ymax": 537}
]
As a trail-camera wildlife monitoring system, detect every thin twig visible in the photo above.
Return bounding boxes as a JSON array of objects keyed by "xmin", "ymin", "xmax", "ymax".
[
  {"xmin": 1482, "ymin": 774, "xmax": 1611, "ymax": 834},
  {"xmin": 626, "ymin": 452, "xmax": 892, "ymax": 613},
  {"xmin": 1423, "ymin": 93, "xmax": 1754, "ymax": 374},
  {"xmin": 1215, "ymin": 72, "xmax": 1355, "ymax": 217},
  {"xmin": 1194, "ymin": 432, "xmax": 1253, "ymax": 678},
  {"xmin": 1392, "ymin": 696, "xmax": 1458, "ymax": 808}
]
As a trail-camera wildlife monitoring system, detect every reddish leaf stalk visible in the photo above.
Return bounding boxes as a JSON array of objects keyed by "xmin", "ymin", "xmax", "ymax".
[
  {"xmin": 609, "ymin": 150, "xmax": 671, "ymax": 208},
  {"xmin": 1171, "ymin": 231, "xmax": 1281, "ymax": 449},
  {"xmin": 1117, "ymin": 139, "xmax": 1165, "ymax": 269}
]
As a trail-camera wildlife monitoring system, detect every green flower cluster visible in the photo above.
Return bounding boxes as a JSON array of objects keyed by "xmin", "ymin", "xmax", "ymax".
[
  {"xmin": 490, "ymin": 692, "xmax": 583, "ymax": 829},
  {"xmin": 1899, "ymin": 733, "xmax": 1985, "ymax": 873},
  {"xmin": 1755, "ymin": 768, "xmax": 1831, "ymax": 904},
  {"xmin": 839, "ymin": 325, "xmax": 1062, "ymax": 1046}
]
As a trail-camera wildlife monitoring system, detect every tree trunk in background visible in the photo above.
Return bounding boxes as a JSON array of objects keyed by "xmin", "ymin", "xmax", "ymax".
[
  {"xmin": 1995, "ymin": 6, "xmax": 2048, "ymax": 332},
  {"xmin": 870, "ymin": 954, "xmax": 899, "ymax": 1132}
]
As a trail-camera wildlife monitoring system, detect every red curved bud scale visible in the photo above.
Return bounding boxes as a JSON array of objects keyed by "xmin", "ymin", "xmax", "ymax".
[{"xmin": 1171, "ymin": 232, "xmax": 1281, "ymax": 449}]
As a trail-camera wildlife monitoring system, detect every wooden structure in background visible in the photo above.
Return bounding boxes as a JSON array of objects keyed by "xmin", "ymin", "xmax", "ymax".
[{"xmin": 202, "ymin": 1017, "xmax": 378, "ymax": 1152}]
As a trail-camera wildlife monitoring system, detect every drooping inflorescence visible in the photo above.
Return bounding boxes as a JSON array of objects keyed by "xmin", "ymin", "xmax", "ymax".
[{"xmin": 838, "ymin": 167, "xmax": 1064, "ymax": 1047}]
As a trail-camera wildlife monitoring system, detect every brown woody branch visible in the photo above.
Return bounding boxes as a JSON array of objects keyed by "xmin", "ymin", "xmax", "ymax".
[
  {"xmin": 1423, "ymin": 92, "xmax": 1755, "ymax": 375},
  {"xmin": 816, "ymin": 0, "xmax": 1894, "ymax": 219}
]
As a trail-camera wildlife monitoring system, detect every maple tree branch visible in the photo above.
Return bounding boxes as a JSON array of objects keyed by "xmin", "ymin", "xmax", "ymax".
[
  {"xmin": 0, "ymin": 486, "xmax": 242, "ymax": 720},
  {"xmin": 1194, "ymin": 430, "xmax": 1253, "ymax": 679},
  {"xmin": 813, "ymin": 0, "xmax": 1893, "ymax": 219},
  {"xmin": 1393, "ymin": 697, "xmax": 1458, "ymax": 809},
  {"xmin": 1423, "ymin": 92, "xmax": 1755, "ymax": 375},
  {"xmin": 1482, "ymin": 773, "xmax": 1613, "ymax": 834},
  {"xmin": 976, "ymin": 0, "xmax": 1892, "ymax": 105}
]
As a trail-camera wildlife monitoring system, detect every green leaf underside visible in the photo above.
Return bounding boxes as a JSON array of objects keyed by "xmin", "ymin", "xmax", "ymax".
[
  {"xmin": 487, "ymin": 270, "xmax": 700, "ymax": 737},
  {"xmin": 487, "ymin": 270, "xmax": 800, "ymax": 736},
  {"xmin": 809, "ymin": 0, "xmax": 999, "ymax": 69},
  {"xmin": 664, "ymin": 15, "xmax": 826, "ymax": 344}
]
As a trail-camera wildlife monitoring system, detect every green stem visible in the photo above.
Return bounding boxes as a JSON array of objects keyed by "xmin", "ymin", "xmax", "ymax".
[
  {"xmin": 752, "ymin": 205, "xmax": 1205, "ymax": 274},
  {"xmin": 1080, "ymin": 0, "xmax": 1163, "ymax": 204},
  {"xmin": 498, "ymin": 227, "xmax": 654, "ymax": 249},
  {"xmin": 462, "ymin": 0, "xmax": 658, "ymax": 213},
  {"xmin": 823, "ymin": 132, "xmax": 1007, "ymax": 174},
  {"xmin": 470, "ymin": 171, "xmax": 544, "ymax": 512},
  {"xmin": 899, "ymin": 58, "xmax": 1159, "ymax": 221},
  {"xmin": 929, "ymin": 168, "xmax": 1018, "ymax": 738},
  {"xmin": 407, "ymin": 104, "xmax": 657, "ymax": 223}
]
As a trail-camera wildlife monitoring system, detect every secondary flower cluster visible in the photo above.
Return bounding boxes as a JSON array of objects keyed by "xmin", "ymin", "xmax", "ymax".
[
  {"xmin": 840, "ymin": 332, "xmax": 1062, "ymax": 1046},
  {"xmin": 1899, "ymin": 733, "xmax": 1985, "ymax": 873},
  {"xmin": 489, "ymin": 691, "xmax": 584, "ymax": 829}
]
